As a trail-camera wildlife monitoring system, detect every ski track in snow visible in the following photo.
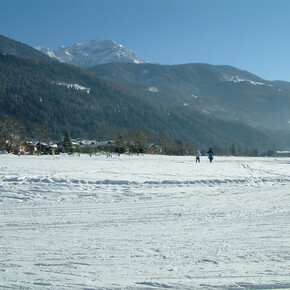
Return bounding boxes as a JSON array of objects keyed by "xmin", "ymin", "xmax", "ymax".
[{"xmin": 0, "ymin": 154, "xmax": 289, "ymax": 289}]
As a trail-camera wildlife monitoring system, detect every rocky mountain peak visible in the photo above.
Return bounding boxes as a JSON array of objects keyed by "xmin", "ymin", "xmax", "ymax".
[{"xmin": 35, "ymin": 39, "xmax": 147, "ymax": 67}]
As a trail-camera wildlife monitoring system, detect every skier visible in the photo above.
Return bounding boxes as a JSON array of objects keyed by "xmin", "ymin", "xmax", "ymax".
[
  {"xmin": 207, "ymin": 148, "xmax": 214, "ymax": 163},
  {"xmin": 195, "ymin": 150, "xmax": 201, "ymax": 163}
]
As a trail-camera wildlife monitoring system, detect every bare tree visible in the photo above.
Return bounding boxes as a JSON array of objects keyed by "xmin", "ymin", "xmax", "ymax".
[
  {"xmin": 159, "ymin": 133, "xmax": 175, "ymax": 155},
  {"xmin": 0, "ymin": 115, "xmax": 25, "ymax": 153},
  {"xmin": 32, "ymin": 124, "xmax": 50, "ymax": 150}
]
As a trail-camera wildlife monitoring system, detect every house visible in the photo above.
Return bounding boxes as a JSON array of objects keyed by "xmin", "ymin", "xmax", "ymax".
[
  {"xmin": 18, "ymin": 141, "xmax": 31, "ymax": 152},
  {"xmin": 275, "ymin": 151, "xmax": 290, "ymax": 157},
  {"xmin": 29, "ymin": 141, "xmax": 39, "ymax": 152},
  {"xmin": 96, "ymin": 140, "xmax": 115, "ymax": 152},
  {"xmin": 79, "ymin": 143, "xmax": 98, "ymax": 153},
  {"xmin": 79, "ymin": 140, "xmax": 115, "ymax": 153},
  {"xmin": 147, "ymin": 144, "xmax": 162, "ymax": 154},
  {"xmin": 17, "ymin": 140, "xmax": 38, "ymax": 152},
  {"xmin": 47, "ymin": 144, "xmax": 58, "ymax": 154},
  {"xmin": 17, "ymin": 140, "xmax": 52, "ymax": 154}
]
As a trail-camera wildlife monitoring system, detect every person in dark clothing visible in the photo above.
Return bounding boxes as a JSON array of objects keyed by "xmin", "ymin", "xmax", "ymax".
[{"xmin": 207, "ymin": 148, "xmax": 214, "ymax": 163}]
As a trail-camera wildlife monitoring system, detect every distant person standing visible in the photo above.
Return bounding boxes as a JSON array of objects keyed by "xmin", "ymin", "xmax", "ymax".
[
  {"xmin": 207, "ymin": 148, "xmax": 214, "ymax": 163},
  {"xmin": 195, "ymin": 150, "xmax": 201, "ymax": 163}
]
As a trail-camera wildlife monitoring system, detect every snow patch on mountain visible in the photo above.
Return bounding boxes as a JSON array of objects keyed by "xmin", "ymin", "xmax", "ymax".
[
  {"xmin": 35, "ymin": 40, "xmax": 147, "ymax": 67},
  {"xmin": 148, "ymin": 86, "xmax": 158, "ymax": 92},
  {"xmin": 189, "ymin": 94, "xmax": 198, "ymax": 99},
  {"xmin": 34, "ymin": 46, "xmax": 63, "ymax": 62},
  {"xmin": 52, "ymin": 81, "xmax": 90, "ymax": 94},
  {"xmin": 222, "ymin": 74, "xmax": 266, "ymax": 86}
]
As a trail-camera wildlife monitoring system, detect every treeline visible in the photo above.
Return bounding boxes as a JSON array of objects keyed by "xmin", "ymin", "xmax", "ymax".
[
  {"xmin": 208, "ymin": 144, "xmax": 275, "ymax": 157},
  {"xmin": 114, "ymin": 128, "xmax": 273, "ymax": 157},
  {"xmin": 0, "ymin": 112, "xmax": 274, "ymax": 157}
]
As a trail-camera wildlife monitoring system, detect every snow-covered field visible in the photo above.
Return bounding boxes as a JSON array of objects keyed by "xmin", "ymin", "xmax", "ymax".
[{"xmin": 0, "ymin": 154, "xmax": 289, "ymax": 289}]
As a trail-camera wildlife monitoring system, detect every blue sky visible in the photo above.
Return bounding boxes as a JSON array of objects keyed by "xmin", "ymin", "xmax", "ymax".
[{"xmin": 1, "ymin": 0, "xmax": 290, "ymax": 81}]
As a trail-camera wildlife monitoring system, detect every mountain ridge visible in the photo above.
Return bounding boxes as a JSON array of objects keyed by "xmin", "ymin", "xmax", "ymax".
[
  {"xmin": 88, "ymin": 62, "xmax": 290, "ymax": 134},
  {"xmin": 0, "ymin": 34, "xmax": 54, "ymax": 62},
  {"xmin": 35, "ymin": 39, "xmax": 147, "ymax": 67}
]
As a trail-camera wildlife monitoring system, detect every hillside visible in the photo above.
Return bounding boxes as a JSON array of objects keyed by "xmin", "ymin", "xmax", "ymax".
[
  {"xmin": 0, "ymin": 52, "xmax": 160, "ymax": 139},
  {"xmin": 0, "ymin": 35, "xmax": 280, "ymax": 151},
  {"xmin": 0, "ymin": 34, "xmax": 54, "ymax": 62},
  {"xmin": 88, "ymin": 63, "xmax": 290, "ymax": 134}
]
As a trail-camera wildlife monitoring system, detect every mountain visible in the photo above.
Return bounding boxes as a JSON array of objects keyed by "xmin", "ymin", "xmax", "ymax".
[
  {"xmin": 0, "ymin": 34, "xmax": 54, "ymax": 62},
  {"xmin": 0, "ymin": 35, "xmax": 282, "ymax": 151},
  {"xmin": 88, "ymin": 62, "xmax": 290, "ymax": 135},
  {"xmin": 35, "ymin": 39, "xmax": 147, "ymax": 67}
]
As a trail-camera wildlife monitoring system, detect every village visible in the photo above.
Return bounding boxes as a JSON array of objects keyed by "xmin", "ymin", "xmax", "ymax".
[
  {"xmin": 14, "ymin": 139, "xmax": 163, "ymax": 156},
  {"xmin": 8, "ymin": 139, "xmax": 290, "ymax": 158},
  {"xmin": 5, "ymin": 140, "xmax": 290, "ymax": 157}
]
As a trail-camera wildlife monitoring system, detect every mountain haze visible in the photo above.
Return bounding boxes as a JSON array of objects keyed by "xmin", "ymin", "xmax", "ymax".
[
  {"xmin": 0, "ymin": 34, "xmax": 287, "ymax": 151},
  {"xmin": 88, "ymin": 62, "xmax": 290, "ymax": 134}
]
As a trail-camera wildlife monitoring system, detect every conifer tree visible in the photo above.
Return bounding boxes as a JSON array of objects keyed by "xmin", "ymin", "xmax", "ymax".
[
  {"xmin": 134, "ymin": 128, "xmax": 147, "ymax": 154},
  {"xmin": 128, "ymin": 128, "xmax": 147, "ymax": 154},
  {"xmin": 115, "ymin": 132, "xmax": 127, "ymax": 154},
  {"xmin": 63, "ymin": 131, "xmax": 73, "ymax": 153},
  {"xmin": 230, "ymin": 144, "xmax": 236, "ymax": 156}
]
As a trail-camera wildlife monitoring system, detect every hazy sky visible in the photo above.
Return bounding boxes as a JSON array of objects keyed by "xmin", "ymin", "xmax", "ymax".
[{"xmin": 1, "ymin": 0, "xmax": 290, "ymax": 81}]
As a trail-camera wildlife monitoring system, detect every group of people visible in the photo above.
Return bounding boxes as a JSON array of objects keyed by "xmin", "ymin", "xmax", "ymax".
[{"xmin": 195, "ymin": 148, "xmax": 214, "ymax": 163}]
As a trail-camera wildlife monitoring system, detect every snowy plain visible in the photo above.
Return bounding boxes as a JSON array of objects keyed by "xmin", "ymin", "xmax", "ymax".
[{"xmin": 0, "ymin": 154, "xmax": 289, "ymax": 289}]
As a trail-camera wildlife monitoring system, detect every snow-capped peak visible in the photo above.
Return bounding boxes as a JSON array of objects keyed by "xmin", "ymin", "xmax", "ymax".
[
  {"xmin": 34, "ymin": 46, "xmax": 63, "ymax": 62},
  {"xmin": 35, "ymin": 39, "xmax": 148, "ymax": 67}
]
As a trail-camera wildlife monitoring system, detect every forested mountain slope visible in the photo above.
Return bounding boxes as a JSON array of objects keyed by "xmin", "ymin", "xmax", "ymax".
[
  {"xmin": 88, "ymin": 63, "xmax": 290, "ymax": 133},
  {"xmin": 0, "ymin": 35, "xmax": 280, "ymax": 150},
  {"xmin": 0, "ymin": 34, "xmax": 54, "ymax": 62}
]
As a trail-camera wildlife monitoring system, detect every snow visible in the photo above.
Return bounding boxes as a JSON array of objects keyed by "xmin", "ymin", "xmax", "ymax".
[
  {"xmin": 34, "ymin": 46, "xmax": 63, "ymax": 62},
  {"xmin": 223, "ymin": 75, "xmax": 266, "ymax": 86},
  {"xmin": 38, "ymin": 39, "xmax": 148, "ymax": 67},
  {"xmin": 53, "ymin": 82, "xmax": 90, "ymax": 94},
  {"xmin": 190, "ymin": 94, "xmax": 198, "ymax": 99},
  {"xmin": 0, "ymin": 154, "xmax": 289, "ymax": 289},
  {"xmin": 148, "ymin": 86, "xmax": 159, "ymax": 92}
]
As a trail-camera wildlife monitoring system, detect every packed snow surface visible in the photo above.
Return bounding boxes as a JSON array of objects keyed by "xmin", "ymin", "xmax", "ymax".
[{"xmin": 0, "ymin": 154, "xmax": 289, "ymax": 289}]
